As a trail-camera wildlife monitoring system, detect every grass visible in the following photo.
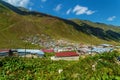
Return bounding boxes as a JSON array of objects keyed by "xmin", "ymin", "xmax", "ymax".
[
  {"xmin": 71, "ymin": 19, "xmax": 120, "ymax": 33},
  {"xmin": 0, "ymin": 51, "xmax": 120, "ymax": 79}
]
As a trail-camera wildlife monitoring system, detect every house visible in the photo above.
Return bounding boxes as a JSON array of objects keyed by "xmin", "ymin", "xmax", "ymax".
[
  {"xmin": 54, "ymin": 47, "xmax": 75, "ymax": 52},
  {"xmin": 77, "ymin": 48, "xmax": 91, "ymax": 55},
  {"xmin": 0, "ymin": 49, "xmax": 9, "ymax": 56},
  {"xmin": 91, "ymin": 47, "xmax": 113, "ymax": 53},
  {"xmin": 99, "ymin": 44, "xmax": 113, "ymax": 48},
  {"xmin": 42, "ymin": 48, "xmax": 54, "ymax": 53},
  {"xmin": 0, "ymin": 49, "xmax": 20, "ymax": 57},
  {"xmin": 17, "ymin": 49, "xmax": 44, "ymax": 57},
  {"xmin": 51, "ymin": 51, "xmax": 79, "ymax": 60}
]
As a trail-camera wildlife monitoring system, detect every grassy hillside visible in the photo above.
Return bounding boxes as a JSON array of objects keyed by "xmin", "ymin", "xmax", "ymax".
[
  {"xmin": 72, "ymin": 19, "xmax": 120, "ymax": 33},
  {"xmin": 0, "ymin": 51, "xmax": 120, "ymax": 79},
  {"xmin": 71, "ymin": 19, "xmax": 120, "ymax": 41},
  {"xmin": 0, "ymin": 0, "xmax": 120, "ymax": 48}
]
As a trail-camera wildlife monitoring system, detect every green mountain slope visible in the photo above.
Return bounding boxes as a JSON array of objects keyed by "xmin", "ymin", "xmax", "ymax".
[
  {"xmin": 0, "ymin": 0, "xmax": 120, "ymax": 48},
  {"xmin": 71, "ymin": 19, "xmax": 120, "ymax": 41},
  {"xmin": 72, "ymin": 19, "xmax": 120, "ymax": 33}
]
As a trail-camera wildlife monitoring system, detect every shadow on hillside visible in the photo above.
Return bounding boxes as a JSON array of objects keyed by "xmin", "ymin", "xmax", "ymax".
[
  {"xmin": 62, "ymin": 20, "xmax": 120, "ymax": 41},
  {"xmin": 1, "ymin": 0, "xmax": 120, "ymax": 41},
  {"xmin": 106, "ymin": 30, "xmax": 120, "ymax": 41}
]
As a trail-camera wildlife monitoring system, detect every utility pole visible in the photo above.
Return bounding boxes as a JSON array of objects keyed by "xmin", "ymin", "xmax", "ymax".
[{"xmin": 25, "ymin": 41, "xmax": 27, "ymax": 57}]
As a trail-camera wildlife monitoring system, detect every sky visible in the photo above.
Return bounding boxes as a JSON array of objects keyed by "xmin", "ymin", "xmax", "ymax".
[{"xmin": 3, "ymin": 0, "xmax": 120, "ymax": 26}]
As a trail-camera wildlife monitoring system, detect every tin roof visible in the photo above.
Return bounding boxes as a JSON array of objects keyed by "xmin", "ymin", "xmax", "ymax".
[{"xmin": 17, "ymin": 49, "xmax": 44, "ymax": 55}]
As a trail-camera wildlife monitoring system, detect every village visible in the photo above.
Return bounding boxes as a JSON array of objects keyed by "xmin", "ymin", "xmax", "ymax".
[{"xmin": 0, "ymin": 38, "xmax": 120, "ymax": 61}]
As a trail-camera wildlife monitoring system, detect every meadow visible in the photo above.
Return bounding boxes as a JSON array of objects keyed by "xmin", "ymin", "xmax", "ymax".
[{"xmin": 0, "ymin": 51, "xmax": 120, "ymax": 80}]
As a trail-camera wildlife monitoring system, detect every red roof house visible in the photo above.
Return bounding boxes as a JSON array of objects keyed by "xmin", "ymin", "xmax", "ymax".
[
  {"xmin": 51, "ymin": 51, "xmax": 79, "ymax": 60},
  {"xmin": 0, "ymin": 49, "xmax": 10, "ymax": 56},
  {"xmin": 42, "ymin": 49, "xmax": 54, "ymax": 53},
  {"xmin": 0, "ymin": 49, "xmax": 9, "ymax": 53},
  {"xmin": 55, "ymin": 51, "xmax": 79, "ymax": 57}
]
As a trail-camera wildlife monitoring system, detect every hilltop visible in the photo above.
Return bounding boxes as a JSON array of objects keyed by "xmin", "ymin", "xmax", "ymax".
[{"xmin": 0, "ymin": 0, "xmax": 120, "ymax": 48}]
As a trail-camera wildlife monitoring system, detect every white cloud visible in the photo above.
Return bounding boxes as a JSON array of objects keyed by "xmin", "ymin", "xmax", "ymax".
[
  {"xmin": 3, "ymin": 0, "xmax": 30, "ymax": 7},
  {"xmin": 41, "ymin": 0, "xmax": 47, "ymax": 2},
  {"xmin": 73, "ymin": 5, "xmax": 95, "ymax": 15},
  {"xmin": 86, "ymin": 10, "xmax": 95, "ymax": 15},
  {"xmin": 73, "ymin": 5, "xmax": 88, "ymax": 15},
  {"xmin": 66, "ymin": 8, "xmax": 72, "ymax": 15},
  {"xmin": 54, "ymin": 4, "xmax": 62, "ymax": 12},
  {"xmin": 107, "ymin": 16, "xmax": 116, "ymax": 21}
]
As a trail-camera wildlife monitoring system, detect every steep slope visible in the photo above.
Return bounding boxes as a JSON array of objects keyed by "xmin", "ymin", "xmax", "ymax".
[
  {"xmin": 72, "ymin": 19, "xmax": 120, "ymax": 33},
  {"xmin": 71, "ymin": 19, "xmax": 120, "ymax": 41},
  {"xmin": 0, "ymin": 0, "xmax": 120, "ymax": 48}
]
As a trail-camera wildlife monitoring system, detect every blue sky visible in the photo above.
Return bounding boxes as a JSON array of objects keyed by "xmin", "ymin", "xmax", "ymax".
[{"xmin": 4, "ymin": 0, "xmax": 120, "ymax": 26}]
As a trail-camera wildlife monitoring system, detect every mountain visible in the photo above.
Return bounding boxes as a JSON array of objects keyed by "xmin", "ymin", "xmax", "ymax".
[
  {"xmin": 71, "ymin": 19, "xmax": 120, "ymax": 41},
  {"xmin": 0, "ymin": 0, "xmax": 120, "ymax": 48}
]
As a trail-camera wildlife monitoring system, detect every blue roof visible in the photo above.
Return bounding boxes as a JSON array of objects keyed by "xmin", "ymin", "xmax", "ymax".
[
  {"xmin": 100, "ymin": 44, "xmax": 112, "ymax": 47},
  {"xmin": 91, "ymin": 47, "xmax": 113, "ymax": 53},
  {"xmin": 0, "ymin": 52, "xmax": 8, "ymax": 56},
  {"xmin": 17, "ymin": 49, "xmax": 44, "ymax": 55}
]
